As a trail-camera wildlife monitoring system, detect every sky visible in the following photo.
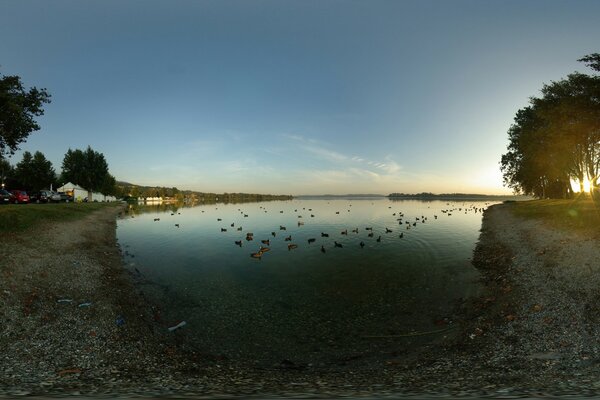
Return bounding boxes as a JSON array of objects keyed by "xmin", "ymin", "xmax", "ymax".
[{"xmin": 1, "ymin": 0, "xmax": 600, "ymax": 195}]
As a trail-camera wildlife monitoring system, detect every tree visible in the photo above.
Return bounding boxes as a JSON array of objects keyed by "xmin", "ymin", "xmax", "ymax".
[
  {"xmin": 100, "ymin": 173, "xmax": 116, "ymax": 196},
  {"xmin": 14, "ymin": 150, "xmax": 56, "ymax": 192},
  {"xmin": 0, "ymin": 72, "xmax": 51, "ymax": 159},
  {"xmin": 61, "ymin": 146, "xmax": 112, "ymax": 200},
  {"xmin": 501, "ymin": 54, "xmax": 600, "ymax": 198},
  {"xmin": 0, "ymin": 157, "xmax": 15, "ymax": 189}
]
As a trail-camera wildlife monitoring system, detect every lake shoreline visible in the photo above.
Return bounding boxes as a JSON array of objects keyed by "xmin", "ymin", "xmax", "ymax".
[{"xmin": 1, "ymin": 202, "xmax": 598, "ymax": 396}]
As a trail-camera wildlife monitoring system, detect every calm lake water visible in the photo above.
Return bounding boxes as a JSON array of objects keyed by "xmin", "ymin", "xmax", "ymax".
[{"xmin": 116, "ymin": 198, "xmax": 495, "ymax": 369}]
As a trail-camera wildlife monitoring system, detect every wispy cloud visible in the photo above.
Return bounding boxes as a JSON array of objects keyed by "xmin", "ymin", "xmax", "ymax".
[{"xmin": 282, "ymin": 133, "xmax": 405, "ymax": 179}]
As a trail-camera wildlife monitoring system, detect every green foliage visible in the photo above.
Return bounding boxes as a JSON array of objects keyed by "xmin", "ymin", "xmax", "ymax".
[
  {"xmin": 0, "ymin": 202, "xmax": 116, "ymax": 233},
  {"xmin": 511, "ymin": 198, "xmax": 600, "ymax": 235},
  {"xmin": 578, "ymin": 53, "xmax": 600, "ymax": 72},
  {"xmin": 0, "ymin": 157, "xmax": 15, "ymax": 188},
  {"xmin": 61, "ymin": 146, "xmax": 115, "ymax": 195},
  {"xmin": 0, "ymin": 72, "xmax": 51, "ymax": 158},
  {"xmin": 501, "ymin": 54, "xmax": 600, "ymax": 198},
  {"xmin": 115, "ymin": 181, "xmax": 292, "ymax": 203},
  {"xmin": 14, "ymin": 150, "xmax": 56, "ymax": 191}
]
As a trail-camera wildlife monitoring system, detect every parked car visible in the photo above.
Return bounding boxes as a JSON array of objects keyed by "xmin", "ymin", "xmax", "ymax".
[
  {"xmin": 49, "ymin": 191, "xmax": 62, "ymax": 202},
  {"xmin": 10, "ymin": 190, "xmax": 30, "ymax": 204},
  {"xmin": 30, "ymin": 190, "xmax": 61, "ymax": 203},
  {"xmin": 57, "ymin": 192, "xmax": 73, "ymax": 202},
  {"xmin": 0, "ymin": 189, "xmax": 13, "ymax": 204}
]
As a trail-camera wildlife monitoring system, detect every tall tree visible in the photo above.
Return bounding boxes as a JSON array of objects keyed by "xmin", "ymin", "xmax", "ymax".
[
  {"xmin": 15, "ymin": 150, "xmax": 56, "ymax": 192},
  {"xmin": 61, "ymin": 146, "xmax": 112, "ymax": 200},
  {"xmin": 501, "ymin": 54, "xmax": 600, "ymax": 198},
  {"xmin": 0, "ymin": 72, "xmax": 51, "ymax": 158},
  {"xmin": 0, "ymin": 157, "xmax": 15, "ymax": 189}
]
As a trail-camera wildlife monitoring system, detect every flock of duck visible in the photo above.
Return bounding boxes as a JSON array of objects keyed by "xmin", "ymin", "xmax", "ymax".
[
  {"xmin": 198, "ymin": 202, "xmax": 489, "ymax": 260},
  {"xmin": 146, "ymin": 202, "xmax": 490, "ymax": 260}
]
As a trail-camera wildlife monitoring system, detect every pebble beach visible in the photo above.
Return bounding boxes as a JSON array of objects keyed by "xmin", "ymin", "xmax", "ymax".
[{"xmin": 1, "ymin": 202, "xmax": 599, "ymax": 397}]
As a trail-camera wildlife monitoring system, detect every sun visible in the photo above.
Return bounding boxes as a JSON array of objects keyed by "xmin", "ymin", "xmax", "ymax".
[{"xmin": 571, "ymin": 177, "xmax": 593, "ymax": 193}]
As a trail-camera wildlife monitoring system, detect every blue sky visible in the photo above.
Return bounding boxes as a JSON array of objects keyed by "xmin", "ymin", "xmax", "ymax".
[{"xmin": 2, "ymin": 0, "xmax": 599, "ymax": 195}]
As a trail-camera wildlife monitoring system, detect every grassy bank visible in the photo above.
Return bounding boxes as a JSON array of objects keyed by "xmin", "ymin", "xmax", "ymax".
[
  {"xmin": 511, "ymin": 197, "xmax": 600, "ymax": 235},
  {"xmin": 0, "ymin": 202, "xmax": 122, "ymax": 233}
]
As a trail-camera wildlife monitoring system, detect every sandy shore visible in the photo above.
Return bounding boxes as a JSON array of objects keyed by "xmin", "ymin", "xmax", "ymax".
[{"xmin": 1, "ymin": 203, "xmax": 599, "ymax": 397}]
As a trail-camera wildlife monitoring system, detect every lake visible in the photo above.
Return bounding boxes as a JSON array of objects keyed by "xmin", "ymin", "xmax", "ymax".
[{"xmin": 116, "ymin": 198, "xmax": 495, "ymax": 369}]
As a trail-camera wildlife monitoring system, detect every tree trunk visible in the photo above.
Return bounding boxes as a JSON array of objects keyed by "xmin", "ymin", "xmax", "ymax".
[{"xmin": 88, "ymin": 190, "xmax": 92, "ymax": 202}]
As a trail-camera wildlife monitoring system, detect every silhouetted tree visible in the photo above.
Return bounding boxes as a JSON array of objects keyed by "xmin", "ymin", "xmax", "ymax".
[
  {"xmin": 15, "ymin": 150, "xmax": 56, "ymax": 192},
  {"xmin": 61, "ymin": 146, "xmax": 112, "ymax": 200},
  {"xmin": 0, "ymin": 157, "xmax": 15, "ymax": 189},
  {"xmin": 0, "ymin": 71, "xmax": 51, "ymax": 158},
  {"xmin": 501, "ymin": 54, "xmax": 600, "ymax": 198}
]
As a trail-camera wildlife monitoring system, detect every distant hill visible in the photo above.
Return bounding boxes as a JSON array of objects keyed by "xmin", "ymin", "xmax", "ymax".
[
  {"xmin": 388, "ymin": 192, "xmax": 530, "ymax": 200},
  {"xmin": 296, "ymin": 194, "xmax": 386, "ymax": 198},
  {"xmin": 115, "ymin": 181, "xmax": 293, "ymax": 202}
]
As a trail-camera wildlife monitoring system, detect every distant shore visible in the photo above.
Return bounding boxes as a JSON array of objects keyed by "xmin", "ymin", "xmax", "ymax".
[{"xmin": 0, "ymin": 202, "xmax": 598, "ymax": 396}]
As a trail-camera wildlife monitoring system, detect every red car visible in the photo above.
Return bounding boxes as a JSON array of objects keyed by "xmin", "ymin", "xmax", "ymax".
[{"xmin": 10, "ymin": 190, "xmax": 30, "ymax": 204}]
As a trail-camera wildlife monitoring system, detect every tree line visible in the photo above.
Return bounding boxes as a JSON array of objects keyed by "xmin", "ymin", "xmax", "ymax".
[
  {"xmin": 118, "ymin": 182, "xmax": 293, "ymax": 203},
  {"xmin": 501, "ymin": 54, "xmax": 600, "ymax": 198},
  {"xmin": 1, "ymin": 146, "xmax": 117, "ymax": 196}
]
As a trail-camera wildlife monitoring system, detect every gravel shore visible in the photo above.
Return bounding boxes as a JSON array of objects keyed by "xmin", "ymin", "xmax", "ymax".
[{"xmin": 1, "ymin": 202, "xmax": 599, "ymax": 397}]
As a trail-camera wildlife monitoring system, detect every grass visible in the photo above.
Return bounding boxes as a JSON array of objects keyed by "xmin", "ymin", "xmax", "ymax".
[
  {"xmin": 511, "ymin": 196, "xmax": 600, "ymax": 235},
  {"xmin": 0, "ymin": 202, "xmax": 121, "ymax": 233}
]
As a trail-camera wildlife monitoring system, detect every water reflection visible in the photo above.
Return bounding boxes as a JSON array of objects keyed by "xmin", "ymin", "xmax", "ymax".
[{"xmin": 117, "ymin": 197, "xmax": 496, "ymax": 369}]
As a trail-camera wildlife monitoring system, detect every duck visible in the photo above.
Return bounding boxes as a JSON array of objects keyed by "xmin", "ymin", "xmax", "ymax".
[
  {"xmin": 308, "ymin": 238, "xmax": 316, "ymax": 244},
  {"xmin": 376, "ymin": 236, "xmax": 381, "ymax": 242},
  {"xmin": 368, "ymin": 232, "xmax": 374, "ymax": 237},
  {"xmin": 298, "ymin": 221, "xmax": 305, "ymax": 226},
  {"xmin": 334, "ymin": 241, "xmax": 343, "ymax": 248},
  {"xmin": 280, "ymin": 226, "xmax": 286, "ymax": 230},
  {"xmin": 244, "ymin": 214, "xmax": 248, "ymax": 217},
  {"xmin": 217, "ymin": 218, "xmax": 222, "ymax": 221},
  {"xmin": 365, "ymin": 227, "xmax": 373, "ymax": 231},
  {"xmin": 399, "ymin": 233, "xmax": 404, "ymax": 238},
  {"xmin": 321, "ymin": 232, "xmax": 329, "ymax": 237},
  {"xmin": 261, "ymin": 239, "xmax": 270, "ymax": 245},
  {"xmin": 221, "ymin": 228, "xmax": 227, "ymax": 232},
  {"xmin": 259, "ymin": 246, "xmax": 270, "ymax": 253},
  {"xmin": 352, "ymin": 228, "xmax": 359, "ymax": 234},
  {"xmin": 311, "ymin": 214, "xmax": 315, "ymax": 217},
  {"xmin": 412, "ymin": 222, "xmax": 417, "ymax": 227},
  {"xmin": 287, "ymin": 244, "xmax": 298, "ymax": 251},
  {"xmin": 271, "ymin": 232, "xmax": 276, "ymax": 237},
  {"xmin": 235, "ymin": 240, "xmax": 242, "ymax": 246},
  {"xmin": 237, "ymin": 226, "xmax": 242, "ymax": 231},
  {"xmin": 335, "ymin": 211, "xmax": 340, "ymax": 214},
  {"xmin": 153, "ymin": 218, "xmax": 160, "ymax": 222},
  {"xmin": 175, "ymin": 224, "xmax": 180, "ymax": 228},
  {"xmin": 250, "ymin": 252, "xmax": 262, "ymax": 259},
  {"xmin": 360, "ymin": 241, "xmax": 365, "ymax": 248},
  {"xmin": 320, "ymin": 245, "xmax": 326, "ymax": 253},
  {"xmin": 284, "ymin": 235, "xmax": 292, "ymax": 241},
  {"xmin": 230, "ymin": 223, "xmax": 235, "ymax": 227},
  {"xmin": 341, "ymin": 229, "xmax": 348, "ymax": 235},
  {"xmin": 385, "ymin": 228, "xmax": 392, "ymax": 233}
]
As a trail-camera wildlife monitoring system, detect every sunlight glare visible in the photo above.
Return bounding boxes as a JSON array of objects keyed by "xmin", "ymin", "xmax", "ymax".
[{"xmin": 571, "ymin": 177, "xmax": 593, "ymax": 193}]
